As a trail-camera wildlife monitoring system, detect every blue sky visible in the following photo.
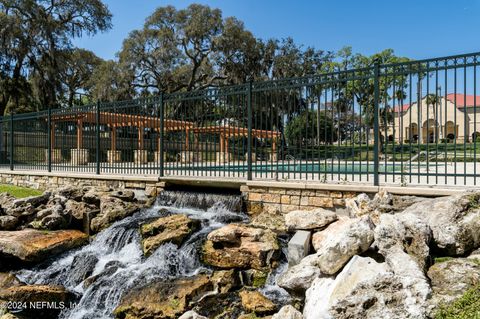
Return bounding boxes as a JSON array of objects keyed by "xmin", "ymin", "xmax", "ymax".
[{"xmin": 74, "ymin": 0, "xmax": 480, "ymax": 61}]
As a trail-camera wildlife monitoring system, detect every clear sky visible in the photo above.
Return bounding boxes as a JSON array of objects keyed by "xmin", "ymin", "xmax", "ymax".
[{"xmin": 73, "ymin": 0, "xmax": 480, "ymax": 61}]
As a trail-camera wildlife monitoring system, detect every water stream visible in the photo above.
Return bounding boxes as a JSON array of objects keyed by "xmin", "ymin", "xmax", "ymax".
[{"xmin": 16, "ymin": 191, "xmax": 251, "ymax": 319}]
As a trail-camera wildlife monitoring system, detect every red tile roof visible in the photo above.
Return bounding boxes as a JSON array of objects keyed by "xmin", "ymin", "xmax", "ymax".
[
  {"xmin": 445, "ymin": 93, "xmax": 480, "ymax": 108},
  {"xmin": 393, "ymin": 94, "xmax": 480, "ymax": 112}
]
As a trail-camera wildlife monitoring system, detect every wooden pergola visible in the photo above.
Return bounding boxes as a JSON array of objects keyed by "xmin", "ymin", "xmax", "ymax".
[
  {"xmin": 50, "ymin": 111, "xmax": 194, "ymax": 151},
  {"xmin": 189, "ymin": 125, "xmax": 281, "ymax": 154}
]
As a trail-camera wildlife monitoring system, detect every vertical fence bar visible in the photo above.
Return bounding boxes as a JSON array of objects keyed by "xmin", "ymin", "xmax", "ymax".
[
  {"xmin": 373, "ymin": 62, "xmax": 380, "ymax": 186},
  {"xmin": 9, "ymin": 114, "xmax": 14, "ymax": 171},
  {"xmin": 247, "ymin": 80, "xmax": 253, "ymax": 180},
  {"xmin": 47, "ymin": 107, "xmax": 52, "ymax": 172},
  {"xmin": 159, "ymin": 92, "xmax": 165, "ymax": 177},
  {"xmin": 96, "ymin": 101, "xmax": 101, "ymax": 175}
]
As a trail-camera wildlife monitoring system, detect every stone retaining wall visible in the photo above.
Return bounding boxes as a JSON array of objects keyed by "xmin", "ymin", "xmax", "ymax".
[
  {"xmin": 241, "ymin": 184, "xmax": 361, "ymax": 214},
  {"xmin": 0, "ymin": 172, "xmax": 164, "ymax": 197}
]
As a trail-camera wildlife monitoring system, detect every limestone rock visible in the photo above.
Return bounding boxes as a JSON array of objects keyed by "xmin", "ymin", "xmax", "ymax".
[
  {"xmin": 114, "ymin": 275, "xmax": 213, "ymax": 319},
  {"xmin": 0, "ymin": 229, "xmax": 88, "ymax": 267},
  {"xmin": 140, "ymin": 214, "xmax": 200, "ymax": 256},
  {"xmin": 277, "ymin": 262, "xmax": 322, "ymax": 293},
  {"xmin": 0, "ymin": 285, "xmax": 75, "ymax": 319},
  {"xmin": 250, "ymin": 212, "xmax": 287, "ymax": 234},
  {"xmin": 285, "ymin": 208, "xmax": 337, "ymax": 231},
  {"xmin": 303, "ymin": 256, "xmax": 391, "ymax": 319},
  {"xmin": 90, "ymin": 195, "xmax": 140, "ymax": 233},
  {"xmin": 239, "ymin": 290, "xmax": 276, "ymax": 314},
  {"xmin": 54, "ymin": 186, "xmax": 86, "ymax": 201},
  {"xmin": 272, "ymin": 305, "xmax": 303, "ymax": 319},
  {"xmin": 202, "ymin": 224, "xmax": 279, "ymax": 269},
  {"xmin": 329, "ymin": 273, "xmax": 431, "ymax": 319},
  {"xmin": 0, "ymin": 216, "xmax": 18, "ymax": 230},
  {"xmin": 374, "ymin": 213, "xmax": 432, "ymax": 271},
  {"xmin": 110, "ymin": 189, "xmax": 136, "ymax": 202},
  {"xmin": 178, "ymin": 311, "xmax": 208, "ymax": 319},
  {"xmin": 428, "ymin": 257, "xmax": 480, "ymax": 306},
  {"xmin": 64, "ymin": 200, "xmax": 98, "ymax": 222},
  {"xmin": 309, "ymin": 216, "xmax": 375, "ymax": 275},
  {"xmin": 0, "ymin": 273, "xmax": 22, "ymax": 290},
  {"xmin": 401, "ymin": 192, "xmax": 480, "ymax": 256}
]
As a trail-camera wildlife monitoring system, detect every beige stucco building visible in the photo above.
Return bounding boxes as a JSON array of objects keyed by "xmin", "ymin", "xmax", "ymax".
[{"xmin": 387, "ymin": 94, "xmax": 480, "ymax": 143}]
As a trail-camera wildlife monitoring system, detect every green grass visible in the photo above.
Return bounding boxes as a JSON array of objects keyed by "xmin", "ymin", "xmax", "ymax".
[
  {"xmin": 434, "ymin": 257, "xmax": 455, "ymax": 264},
  {"xmin": 0, "ymin": 184, "xmax": 42, "ymax": 198},
  {"xmin": 435, "ymin": 284, "xmax": 480, "ymax": 319}
]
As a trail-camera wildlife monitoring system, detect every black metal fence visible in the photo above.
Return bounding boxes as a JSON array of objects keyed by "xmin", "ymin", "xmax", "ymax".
[{"xmin": 2, "ymin": 51, "xmax": 480, "ymax": 186}]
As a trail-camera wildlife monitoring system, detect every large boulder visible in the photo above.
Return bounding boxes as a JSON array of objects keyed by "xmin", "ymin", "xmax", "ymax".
[
  {"xmin": 90, "ymin": 195, "xmax": 140, "ymax": 233},
  {"xmin": 330, "ymin": 272, "xmax": 431, "ymax": 319},
  {"xmin": 401, "ymin": 192, "xmax": 480, "ymax": 256},
  {"xmin": 346, "ymin": 191, "xmax": 425, "ymax": 225},
  {"xmin": 374, "ymin": 213, "xmax": 432, "ymax": 271},
  {"xmin": 272, "ymin": 305, "xmax": 303, "ymax": 319},
  {"xmin": 0, "ymin": 285, "xmax": 75, "ymax": 319},
  {"xmin": 140, "ymin": 214, "xmax": 200, "ymax": 256},
  {"xmin": 309, "ymin": 216, "xmax": 375, "ymax": 275},
  {"xmin": 427, "ymin": 257, "xmax": 480, "ymax": 307},
  {"xmin": 277, "ymin": 261, "xmax": 322, "ymax": 293},
  {"xmin": 114, "ymin": 275, "xmax": 213, "ymax": 319},
  {"xmin": 239, "ymin": 290, "xmax": 276, "ymax": 314},
  {"xmin": 285, "ymin": 208, "xmax": 337, "ymax": 231},
  {"xmin": 0, "ymin": 229, "xmax": 88, "ymax": 268},
  {"xmin": 303, "ymin": 256, "xmax": 390, "ymax": 319},
  {"xmin": 250, "ymin": 212, "xmax": 287, "ymax": 234},
  {"xmin": 202, "ymin": 224, "xmax": 279, "ymax": 270}
]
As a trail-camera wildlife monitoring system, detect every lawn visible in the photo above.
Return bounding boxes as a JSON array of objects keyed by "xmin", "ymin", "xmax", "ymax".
[{"xmin": 0, "ymin": 184, "xmax": 43, "ymax": 198}]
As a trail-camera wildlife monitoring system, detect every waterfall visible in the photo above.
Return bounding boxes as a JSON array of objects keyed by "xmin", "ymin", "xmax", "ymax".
[{"xmin": 16, "ymin": 191, "xmax": 248, "ymax": 319}]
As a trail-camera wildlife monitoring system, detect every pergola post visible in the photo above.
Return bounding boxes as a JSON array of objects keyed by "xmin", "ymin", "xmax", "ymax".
[
  {"xmin": 134, "ymin": 125, "xmax": 147, "ymax": 164},
  {"xmin": 107, "ymin": 126, "xmax": 121, "ymax": 163},
  {"xmin": 71, "ymin": 117, "xmax": 89, "ymax": 165}
]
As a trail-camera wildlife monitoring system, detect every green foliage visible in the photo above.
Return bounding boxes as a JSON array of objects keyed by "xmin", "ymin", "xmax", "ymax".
[
  {"xmin": 285, "ymin": 110, "xmax": 336, "ymax": 147},
  {"xmin": 0, "ymin": 184, "xmax": 42, "ymax": 198},
  {"xmin": 435, "ymin": 284, "xmax": 480, "ymax": 319},
  {"xmin": 433, "ymin": 257, "xmax": 454, "ymax": 264}
]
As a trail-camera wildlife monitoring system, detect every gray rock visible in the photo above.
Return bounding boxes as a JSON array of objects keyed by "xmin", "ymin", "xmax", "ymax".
[
  {"xmin": 428, "ymin": 257, "xmax": 480, "ymax": 307},
  {"xmin": 110, "ymin": 190, "xmax": 135, "ymax": 202},
  {"xmin": 401, "ymin": 192, "xmax": 480, "ymax": 256},
  {"xmin": 178, "ymin": 311, "xmax": 208, "ymax": 319},
  {"xmin": 288, "ymin": 230, "xmax": 311, "ymax": 266},
  {"xmin": 285, "ymin": 208, "xmax": 337, "ymax": 231},
  {"xmin": 272, "ymin": 305, "xmax": 303, "ymax": 319},
  {"xmin": 277, "ymin": 262, "xmax": 322, "ymax": 293},
  {"xmin": 374, "ymin": 213, "xmax": 432, "ymax": 271},
  {"xmin": 0, "ymin": 216, "xmax": 18, "ymax": 230},
  {"xmin": 330, "ymin": 272, "xmax": 431, "ymax": 319},
  {"xmin": 309, "ymin": 216, "xmax": 375, "ymax": 275},
  {"xmin": 90, "ymin": 195, "xmax": 140, "ymax": 233},
  {"xmin": 302, "ymin": 256, "xmax": 390, "ymax": 319}
]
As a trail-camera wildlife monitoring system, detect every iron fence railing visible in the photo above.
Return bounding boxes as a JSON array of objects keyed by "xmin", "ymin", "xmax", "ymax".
[{"xmin": 2, "ymin": 51, "xmax": 480, "ymax": 186}]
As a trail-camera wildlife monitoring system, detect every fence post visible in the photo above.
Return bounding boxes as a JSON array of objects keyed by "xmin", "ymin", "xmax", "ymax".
[
  {"xmin": 9, "ymin": 113, "xmax": 13, "ymax": 171},
  {"xmin": 247, "ymin": 80, "xmax": 253, "ymax": 180},
  {"xmin": 95, "ymin": 101, "xmax": 101, "ymax": 175},
  {"xmin": 47, "ymin": 107, "xmax": 52, "ymax": 172},
  {"xmin": 159, "ymin": 92, "xmax": 165, "ymax": 177},
  {"xmin": 373, "ymin": 62, "xmax": 380, "ymax": 186}
]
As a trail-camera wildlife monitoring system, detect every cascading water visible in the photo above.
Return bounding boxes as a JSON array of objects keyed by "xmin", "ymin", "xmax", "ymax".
[{"xmin": 16, "ymin": 191, "xmax": 248, "ymax": 319}]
